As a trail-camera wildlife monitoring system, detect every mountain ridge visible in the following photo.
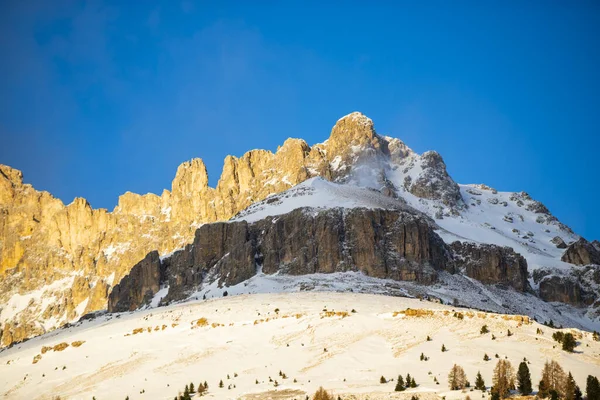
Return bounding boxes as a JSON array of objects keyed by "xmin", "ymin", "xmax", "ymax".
[{"xmin": 0, "ymin": 112, "xmax": 597, "ymax": 347}]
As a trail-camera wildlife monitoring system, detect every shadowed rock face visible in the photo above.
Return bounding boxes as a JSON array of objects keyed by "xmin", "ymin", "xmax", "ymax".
[
  {"xmin": 108, "ymin": 207, "xmax": 545, "ymax": 312},
  {"xmin": 110, "ymin": 207, "xmax": 453, "ymax": 310},
  {"xmin": 534, "ymin": 265, "xmax": 600, "ymax": 307},
  {"xmin": 255, "ymin": 208, "xmax": 449, "ymax": 283},
  {"xmin": 561, "ymin": 238, "xmax": 600, "ymax": 266},
  {"xmin": 108, "ymin": 251, "xmax": 162, "ymax": 312},
  {"xmin": 450, "ymin": 241, "xmax": 529, "ymax": 292}
]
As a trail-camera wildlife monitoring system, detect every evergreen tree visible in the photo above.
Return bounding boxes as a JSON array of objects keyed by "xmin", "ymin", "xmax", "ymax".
[
  {"xmin": 587, "ymin": 375, "xmax": 600, "ymax": 400},
  {"xmin": 219, "ymin": 379, "xmax": 224, "ymax": 388},
  {"xmin": 481, "ymin": 325, "xmax": 489, "ymax": 334},
  {"xmin": 562, "ymin": 333, "xmax": 576, "ymax": 352},
  {"xmin": 517, "ymin": 361, "xmax": 532, "ymax": 395},
  {"xmin": 204, "ymin": 381, "xmax": 208, "ymax": 389},
  {"xmin": 189, "ymin": 382, "xmax": 195, "ymax": 393},
  {"xmin": 539, "ymin": 379, "xmax": 550, "ymax": 398},
  {"xmin": 184, "ymin": 385, "xmax": 189, "ymax": 395},
  {"xmin": 406, "ymin": 374, "xmax": 412, "ymax": 388},
  {"xmin": 475, "ymin": 371, "xmax": 486, "ymax": 391},
  {"xmin": 411, "ymin": 377, "xmax": 417, "ymax": 388},
  {"xmin": 420, "ymin": 352, "xmax": 425, "ymax": 361},
  {"xmin": 484, "ymin": 353, "xmax": 490, "ymax": 361},
  {"xmin": 539, "ymin": 360, "xmax": 566, "ymax": 398},
  {"xmin": 313, "ymin": 387, "xmax": 333, "ymax": 400},
  {"xmin": 492, "ymin": 359, "xmax": 515, "ymax": 398},
  {"xmin": 490, "ymin": 390, "xmax": 500, "ymax": 400},
  {"xmin": 448, "ymin": 364, "xmax": 467, "ymax": 390},
  {"xmin": 395, "ymin": 375, "xmax": 405, "ymax": 391},
  {"xmin": 575, "ymin": 385, "xmax": 583, "ymax": 400},
  {"xmin": 441, "ymin": 344, "xmax": 447, "ymax": 352},
  {"xmin": 380, "ymin": 375, "xmax": 387, "ymax": 384},
  {"xmin": 565, "ymin": 372, "xmax": 577, "ymax": 400}
]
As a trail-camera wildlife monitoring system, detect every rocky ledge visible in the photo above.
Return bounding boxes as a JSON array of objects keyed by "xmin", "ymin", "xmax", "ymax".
[{"xmin": 108, "ymin": 207, "xmax": 532, "ymax": 312}]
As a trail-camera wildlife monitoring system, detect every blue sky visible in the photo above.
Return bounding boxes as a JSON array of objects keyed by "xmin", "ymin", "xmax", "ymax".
[{"xmin": 1, "ymin": 1, "xmax": 599, "ymax": 239}]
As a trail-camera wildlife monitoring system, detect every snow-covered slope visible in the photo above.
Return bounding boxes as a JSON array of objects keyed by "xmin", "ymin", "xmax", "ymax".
[
  {"xmin": 232, "ymin": 177, "xmax": 416, "ymax": 223},
  {"xmin": 1, "ymin": 292, "xmax": 598, "ymax": 400}
]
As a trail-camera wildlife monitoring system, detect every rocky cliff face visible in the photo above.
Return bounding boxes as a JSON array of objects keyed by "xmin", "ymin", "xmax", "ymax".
[
  {"xmin": 108, "ymin": 251, "xmax": 163, "ymax": 312},
  {"xmin": 561, "ymin": 238, "xmax": 600, "ymax": 266},
  {"xmin": 533, "ymin": 265, "xmax": 600, "ymax": 308},
  {"xmin": 111, "ymin": 207, "xmax": 452, "ymax": 311},
  {"xmin": 108, "ymin": 206, "xmax": 542, "ymax": 313},
  {"xmin": 449, "ymin": 242, "xmax": 529, "ymax": 292}
]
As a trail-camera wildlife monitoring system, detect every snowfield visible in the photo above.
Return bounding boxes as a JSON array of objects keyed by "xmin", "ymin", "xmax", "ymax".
[
  {"xmin": 232, "ymin": 177, "xmax": 416, "ymax": 224},
  {"xmin": 1, "ymin": 292, "xmax": 598, "ymax": 400}
]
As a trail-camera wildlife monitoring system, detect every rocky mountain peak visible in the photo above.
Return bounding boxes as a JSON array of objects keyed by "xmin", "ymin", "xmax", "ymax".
[
  {"xmin": 326, "ymin": 112, "xmax": 385, "ymax": 157},
  {"xmin": 0, "ymin": 164, "xmax": 23, "ymax": 186},
  {"xmin": 171, "ymin": 158, "xmax": 210, "ymax": 195},
  {"xmin": 0, "ymin": 112, "xmax": 594, "ymax": 348}
]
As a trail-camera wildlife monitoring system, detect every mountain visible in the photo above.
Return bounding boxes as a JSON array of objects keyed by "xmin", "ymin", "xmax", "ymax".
[
  {"xmin": 2, "ymin": 292, "xmax": 599, "ymax": 399},
  {"xmin": 1, "ymin": 112, "xmax": 598, "ymax": 348}
]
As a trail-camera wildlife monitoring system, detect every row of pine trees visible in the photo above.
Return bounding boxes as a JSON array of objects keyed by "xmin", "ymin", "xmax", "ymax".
[{"xmin": 448, "ymin": 359, "xmax": 599, "ymax": 400}]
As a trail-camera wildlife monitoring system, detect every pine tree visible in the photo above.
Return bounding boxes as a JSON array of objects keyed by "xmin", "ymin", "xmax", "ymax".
[
  {"xmin": 484, "ymin": 353, "xmax": 490, "ymax": 361},
  {"xmin": 219, "ymin": 379, "xmax": 224, "ymax": 388},
  {"xmin": 380, "ymin": 375, "xmax": 387, "ymax": 384},
  {"xmin": 492, "ymin": 359, "xmax": 515, "ymax": 398},
  {"xmin": 517, "ymin": 361, "xmax": 532, "ymax": 395},
  {"xmin": 539, "ymin": 360, "xmax": 566, "ymax": 398},
  {"xmin": 189, "ymin": 382, "xmax": 195, "ymax": 393},
  {"xmin": 575, "ymin": 385, "xmax": 583, "ymax": 400},
  {"xmin": 420, "ymin": 352, "xmax": 425, "ymax": 361},
  {"xmin": 184, "ymin": 385, "xmax": 189, "ymax": 395},
  {"xmin": 507, "ymin": 329, "xmax": 513, "ymax": 337},
  {"xmin": 481, "ymin": 325, "xmax": 489, "ymax": 334},
  {"xmin": 565, "ymin": 372, "xmax": 578, "ymax": 400},
  {"xmin": 562, "ymin": 333, "xmax": 576, "ymax": 352},
  {"xmin": 441, "ymin": 344, "xmax": 447, "ymax": 352},
  {"xmin": 406, "ymin": 374, "xmax": 412, "ymax": 388},
  {"xmin": 448, "ymin": 364, "xmax": 467, "ymax": 390},
  {"xmin": 475, "ymin": 371, "xmax": 486, "ymax": 391},
  {"xmin": 539, "ymin": 379, "xmax": 550, "ymax": 398},
  {"xmin": 313, "ymin": 387, "xmax": 333, "ymax": 400},
  {"xmin": 587, "ymin": 375, "xmax": 600, "ymax": 400},
  {"xmin": 395, "ymin": 375, "xmax": 405, "ymax": 391},
  {"xmin": 411, "ymin": 377, "xmax": 417, "ymax": 388},
  {"xmin": 204, "ymin": 381, "xmax": 208, "ymax": 389}
]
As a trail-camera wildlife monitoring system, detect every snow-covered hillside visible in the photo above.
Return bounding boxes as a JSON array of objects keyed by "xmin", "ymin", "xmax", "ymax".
[
  {"xmin": 232, "ymin": 177, "xmax": 417, "ymax": 223},
  {"xmin": 1, "ymin": 292, "xmax": 598, "ymax": 400}
]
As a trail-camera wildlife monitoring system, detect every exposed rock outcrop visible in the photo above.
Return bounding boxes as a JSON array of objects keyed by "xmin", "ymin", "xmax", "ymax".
[
  {"xmin": 108, "ymin": 251, "xmax": 163, "ymax": 312},
  {"xmin": 450, "ymin": 242, "xmax": 529, "ymax": 292},
  {"xmin": 551, "ymin": 236, "xmax": 567, "ymax": 249},
  {"xmin": 533, "ymin": 265, "xmax": 599, "ymax": 307},
  {"xmin": 561, "ymin": 238, "xmax": 600, "ymax": 266},
  {"xmin": 117, "ymin": 207, "xmax": 451, "ymax": 308}
]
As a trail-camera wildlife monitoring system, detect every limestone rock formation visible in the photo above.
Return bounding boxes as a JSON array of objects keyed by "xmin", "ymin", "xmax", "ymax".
[
  {"xmin": 551, "ymin": 236, "xmax": 568, "ymax": 249},
  {"xmin": 403, "ymin": 151, "xmax": 465, "ymax": 214},
  {"xmin": 449, "ymin": 241, "xmax": 529, "ymax": 292},
  {"xmin": 108, "ymin": 251, "xmax": 162, "ymax": 312},
  {"xmin": 561, "ymin": 238, "xmax": 600, "ymax": 266},
  {"xmin": 0, "ymin": 111, "xmax": 589, "ymax": 346},
  {"xmin": 120, "ymin": 207, "xmax": 451, "ymax": 309},
  {"xmin": 534, "ymin": 265, "xmax": 599, "ymax": 308}
]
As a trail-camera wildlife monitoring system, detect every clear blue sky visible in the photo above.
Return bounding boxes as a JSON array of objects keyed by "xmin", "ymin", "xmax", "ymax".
[{"xmin": 1, "ymin": 1, "xmax": 599, "ymax": 239}]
